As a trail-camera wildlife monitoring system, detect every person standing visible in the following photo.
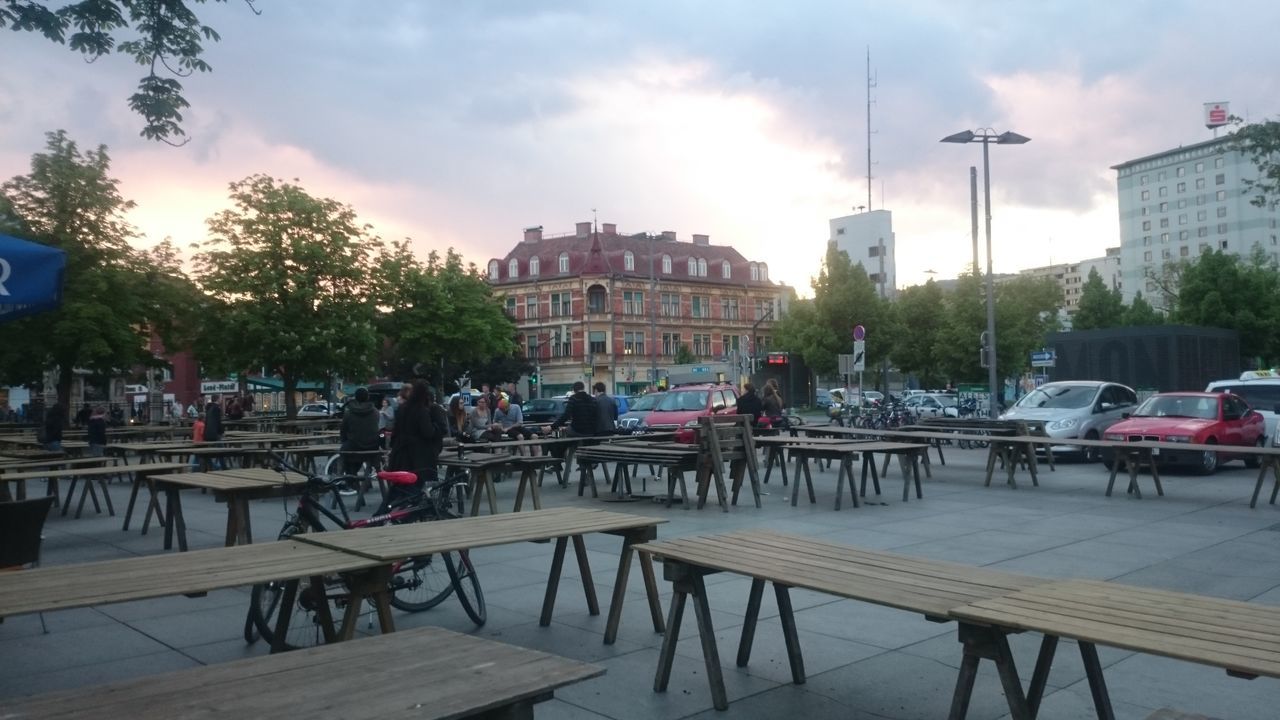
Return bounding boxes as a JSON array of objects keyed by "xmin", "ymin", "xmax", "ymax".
[
  {"xmin": 42, "ymin": 402, "xmax": 66, "ymax": 451},
  {"xmin": 86, "ymin": 406, "xmax": 108, "ymax": 456},
  {"xmin": 592, "ymin": 382, "xmax": 618, "ymax": 435},
  {"xmin": 204, "ymin": 394, "xmax": 224, "ymax": 442},
  {"xmin": 387, "ymin": 380, "xmax": 447, "ymax": 487},
  {"xmin": 552, "ymin": 382, "xmax": 598, "ymax": 438},
  {"xmin": 340, "ymin": 387, "xmax": 381, "ymax": 474},
  {"xmin": 378, "ymin": 397, "xmax": 395, "ymax": 448},
  {"xmin": 506, "ymin": 382, "xmax": 523, "ymax": 408},
  {"xmin": 186, "ymin": 399, "xmax": 198, "ymax": 419}
]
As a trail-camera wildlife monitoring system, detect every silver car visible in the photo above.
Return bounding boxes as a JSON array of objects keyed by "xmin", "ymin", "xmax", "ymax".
[{"xmin": 1001, "ymin": 381, "xmax": 1138, "ymax": 461}]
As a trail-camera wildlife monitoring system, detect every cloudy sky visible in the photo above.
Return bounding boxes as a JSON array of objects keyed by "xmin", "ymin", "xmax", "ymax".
[{"xmin": 3, "ymin": 1, "xmax": 1278, "ymax": 294}]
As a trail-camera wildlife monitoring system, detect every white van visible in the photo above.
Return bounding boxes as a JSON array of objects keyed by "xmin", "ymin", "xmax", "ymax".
[{"xmin": 1205, "ymin": 370, "xmax": 1280, "ymax": 447}]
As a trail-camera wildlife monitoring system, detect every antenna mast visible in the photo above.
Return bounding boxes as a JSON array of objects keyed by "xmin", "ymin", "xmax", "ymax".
[{"xmin": 866, "ymin": 47, "xmax": 876, "ymax": 212}]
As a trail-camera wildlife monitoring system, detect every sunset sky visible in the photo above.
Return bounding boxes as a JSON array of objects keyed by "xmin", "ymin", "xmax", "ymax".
[{"xmin": 2, "ymin": 1, "xmax": 1278, "ymax": 295}]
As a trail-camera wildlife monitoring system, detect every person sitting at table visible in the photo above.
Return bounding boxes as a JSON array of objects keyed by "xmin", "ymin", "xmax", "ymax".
[
  {"xmin": 339, "ymin": 387, "xmax": 382, "ymax": 474},
  {"xmin": 446, "ymin": 395, "xmax": 469, "ymax": 440},
  {"xmin": 549, "ymin": 382, "xmax": 598, "ymax": 458},
  {"xmin": 465, "ymin": 395, "xmax": 497, "ymax": 441},
  {"xmin": 490, "ymin": 396, "xmax": 540, "ymax": 454},
  {"xmin": 737, "ymin": 382, "xmax": 763, "ymax": 423},
  {"xmin": 762, "ymin": 383, "xmax": 788, "ymax": 430}
]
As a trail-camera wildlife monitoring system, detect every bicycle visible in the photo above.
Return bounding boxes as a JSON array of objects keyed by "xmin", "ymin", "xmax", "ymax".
[{"xmin": 245, "ymin": 456, "xmax": 485, "ymax": 650}]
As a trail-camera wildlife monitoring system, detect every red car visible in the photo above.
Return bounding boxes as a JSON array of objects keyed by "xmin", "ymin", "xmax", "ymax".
[
  {"xmin": 640, "ymin": 383, "xmax": 740, "ymax": 432},
  {"xmin": 1103, "ymin": 391, "xmax": 1266, "ymax": 474}
]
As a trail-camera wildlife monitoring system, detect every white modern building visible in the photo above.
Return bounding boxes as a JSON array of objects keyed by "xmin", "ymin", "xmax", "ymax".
[
  {"xmin": 1113, "ymin": 136, "xmax": 1280, "ymax": 304},
  {"xmin": 1018, "ymin": 247, "xmax": 1123, "ymax": 315},
  {"xmin": 828, "ymin": 209, "xmax": 897, "ymax": 298}
]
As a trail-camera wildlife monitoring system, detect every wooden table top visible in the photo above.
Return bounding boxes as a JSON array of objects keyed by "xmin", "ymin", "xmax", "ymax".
[
  {"xmin": 0, "ymin": 462, "xmax": 189, "ymax": 482},
  {"xmin": 0, "ymin": 539, "xmax": 382, "ymax": 617},
  {"xmin": 294, "ymin": 507, "xmax": 665, "ymax": 562},
  {"xmin": 636, "ymin": 530, "xmax": 1045, "ymax": 618},
  {"xmin": 950, "ymin": 579, "xmax": 1280, "ymax": 680},
  {"xmin": 151, "ymin": 468, "xmax": 308, "ymax": 492},
  {"xmin": 437, "ymin": 451, "xmax": 524, "ymax": 468},
  {"xmin": 0, "ymin": 456, "xmax": 118, "ymax": 472},
  {"xmin": 2, "ymin": 626, "xmax": 605, "ymax": 720},
  {"xmin": 999, "ymin": 435, "xmax": 1280, "ymax": 456}
]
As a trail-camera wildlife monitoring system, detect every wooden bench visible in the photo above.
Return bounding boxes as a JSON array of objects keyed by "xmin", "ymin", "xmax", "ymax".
[
  {"xmin": 0, "ymin": 456, "xmax": 119, "ymax": 501},
  {"xmin": 635, "ymin": 530, "xmax": 1046, "ymax": 711},
  {"xmin": 574, "ymin": 442, "xmax": 700, "ymax": 506},
  {"xmin": 1, "ymin": 627, "xmax": 604, "ymax": 720},
  {"xmin": 949, "ymin": 579, "xmax": 1280, "ymax": 720},
  {"xmin": 0, "ymin": 462, "xmax": 188, "ymax": 520}
]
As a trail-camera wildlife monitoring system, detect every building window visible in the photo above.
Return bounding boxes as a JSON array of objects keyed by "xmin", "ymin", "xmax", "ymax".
[
  {"xmin": 760, "ymin": 264, "xmax": 768, "ymax": 281},
  {"xmin": 623, "ymin": 290, "xmax": 644, "ymax": 316},
  {"xmin": 1143, "ymin": 250, "xmax": 1152, "ymax": 261},
  {"xmin": 1200, "ymin": 243, "xmax": 1211, "ymax": 254},
  {"xmin": 1216, "ymin": 190, "xmax": 1227, "ymax": 201},
  {"xmin": 721, "ymin": 298, "xmax": 739, "ymax": 320},
  {"xmin": 550, "ymin": 292, "xmax": 571, "ymax": 317},
  {"xmin": 1195, "ymin": 161, "xmax": 1204, "ymax": 173},
  {"xmin": 1176, "ymin": 167, "xmax": 1185, "ymax": 177},
  {"xmin": 836, "ymin": 227, "xmax": 846, "ymax": 235},
  {"xmin": 755, "ymin": 299, "xmax": 771, "ymax": 320},
  {"xmin": 691, "ymin": 296, "xmax": 711, "ymax": 319},
  {"xmin": 623, "ymin": 331, "xmax": 644, "ymax": 356},
  {"xmin": 505, "ymin": 297, "xmax": 516, "ymax": 317},
  {"xmin": 1180, "ymin": 246, "xmax": 1189, "ymax": 257},
  {"xmin": 588, "ymin": 331, "xmax": 606, "ymax": 356},
  {"xmin": 1217, "ymin": 206, "xmax": 1228, "ymax": 217},
  {"xmin": 587, "ymin": 286, "xmax": 608, "ymax": 314},
  {"xmin": 1177, "ymin": 199, "xmax": 1186, "ymax": 209},
  {"xmin": 662, "ymin": 333, "xmax": 678, "ymax": 355},
  {"xmin": 697, "ymin": 258, "xmax": 707, "ymax": 277},
  {"xmin": 1161, "ymin": 232, "xmax": 1170, "ymax": 243},
  {"xmin": 1196, "ymin": 178, "xmax": 1206, "ymax": 190},
  {"xmin": 692, "ymin": 333, "xmax": 712, "ymax": 357},
  {"xmin": 721, "ymin": 261, "xmax": 731, "ymax": 279},
  {"xmin": 558, "ymin": 252, "xmax": 569, "ymax": 273},
  {"xmin": 508, "ymin": 259, "xmax": 519, "ymax": 279},
  {"xmin": 1177, "ymin": 182, "xmax": 1185, "ymax": 194},
  {"xmin": 529, "ymin": 256, "xmax": 540, "ymax": 276},
  {"xmin": 1220, "ymin": 239, "xmax": 1229, "ymax": 249},
  {"xmin": 1158, "ymin": 186, "xmax": 1167, "ymax": 198},
  {"xmin": 687, "ymin": 257, "xmax": 697, "ymax": 275},
  {"xmin": 661, "ymin": 293, "xmax": 680, "ymax": 317},
  {"xmin": 526, "ymin": 334, "xmax": 538, "ymax": 359},
  {"xmin": 552, "ymin": 333, "xmax": 570, "ymax": 358},
  {"xmin": 1198, "ymin": 226, "xmax": 1208, "ymax": 237},
  {"xmin": 1142, "ymin": 221, "xmax": 1151, "ymax": 231},
  {"xmin": 1161, "ymin": 249, "xmax": 1171, "ymax": 259},
  {"xmin": 1215, "ymin": 173, "xmax": 1226, "ymax": 185},
  {"xmin": 623, "ymin": 251, "xmax": 635, "ymax": 271},
  {"xmin": 1179, "ymin": 230, "xmax": 1189, "ymax": 240},
  {"xmin": 1157, "ymin": 171, "xmax": 1166, "ymax": 181},
  {"xmin": 1141, "ymin": 190, "xmax": 1150, "ymax": 201},
  {"xmin": 1140, "ymin": 175, "xmax": 1148, "ymax": 185},
  {"xmin": 1159, "ymin": 218, "xmax": 1169, "ymax": 229},
  {"xmin": 525, "ymin": 295, "xmax": 538, "ymax": 319},
  {"xmin": 1218, "ymin": 223, "xmax": 1228, "ymax": 234},
  {"xmin": 1159, "ymin": 202, "xmax": 1168, "ymax": 212},
  {"xmin": 1142, "ymin": 235, "xmax": 1152, "ymax": 246},
  {"xmin": 488, "ymin": 260, "xmax": 499, "ymax": 280},
  {"xmin": 662, "ymin": 254, "xmax": 672, "ymax": 274},
  {"xmin": 1215, "ymin": 157, "xmax": 1225, "ymax": 168},
  {"xmin": 750, "ymin": 263, "xmax": 759, "ymax": 281},
  {"xmin": 868, "ymin": 245, "xmax": 882, "ymax": 257},
  {"xmin": 1140, "ymin": 207, "xmax": 1149, "ymax": 216},
  {"xmin": 1178, "ymin": 214, "xmax": 1187, "ymax": 225},
  {"xmin": 1197, "ymin": 210, "xmax": 1207, "ymax": 222}
]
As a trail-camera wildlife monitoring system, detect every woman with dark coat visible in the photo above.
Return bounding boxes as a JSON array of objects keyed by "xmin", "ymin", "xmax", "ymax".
[{"xmin": 387, "ymin": 380, "xmax": 447, "ymax": 487}]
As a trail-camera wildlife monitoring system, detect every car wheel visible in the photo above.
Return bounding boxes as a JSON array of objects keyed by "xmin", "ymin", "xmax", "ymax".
[
  {"xmin": 1245, "ymin": 436, "xmax": 1265, "ymax": 469},
  {"xmin": 1083, "ymin": 431, "xmax": 1100, "ymax": 463},
  {"xmin": 1198, "ymin": 438, "xmax": 1218, "ymax": 476}
]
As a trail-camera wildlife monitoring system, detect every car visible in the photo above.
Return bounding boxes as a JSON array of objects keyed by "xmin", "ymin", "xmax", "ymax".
[
  {"xmin": 297, "ymin": 402, "xmax": 340, "ymax": 417},
  {"xmin": 1205, "ymin": 370, "xmax": 1280, "ymax": 447},
  {"xmin": 641, "ymin": 383, "xmax": 740, "ymax": 430},
  {"xmin": 521, "ymin": 397, "xmax": 567, "ymax": 426},
  {"xmin": 618, "ymin": 391, "xmax": 666, "ymax": 431},
  {"xmin": 902, "ymin": 392, "xmax": 956, "ymax": 418},
  {"xmin": 1001, "ymin": 380, "xmax": 1138, "ymax": 461},
  {"xmin": 815, "ymin": 388, "xmax": 838, "ymax": 409},
  {"xmin": 1103, "ymin": 391, "xmax": 1267, "ymax": 474}
]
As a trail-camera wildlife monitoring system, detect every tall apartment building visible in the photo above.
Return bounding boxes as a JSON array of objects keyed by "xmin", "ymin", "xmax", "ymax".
[
  {"xmin": 1113, "ymin": 136, "xmax": 1280, "ymax": 304},
  {"xmin": 828, "ymin": 209, "xmax": 897, "ymax": 298},
  {"xmin": 486, "ymin": 222, "xmax": 792, "ymax": 397},
  {"xmin": 1018, "ymin": 247, "xmax": 1122, "ymax": 314}
]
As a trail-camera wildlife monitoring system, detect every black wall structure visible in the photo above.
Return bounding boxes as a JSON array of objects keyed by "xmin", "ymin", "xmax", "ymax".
[{"xmin": 1046, "ymin": 325, "xmax": 1240, "ymax": 392}]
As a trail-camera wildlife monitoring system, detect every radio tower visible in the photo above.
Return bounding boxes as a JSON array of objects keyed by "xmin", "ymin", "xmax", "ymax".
[{"xmin": 866, "ymin": 47, "xmax": 876, "ymax": 212}]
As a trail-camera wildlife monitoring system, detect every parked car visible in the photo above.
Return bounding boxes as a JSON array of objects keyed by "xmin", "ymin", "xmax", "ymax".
[
  {"xmin": 641, "ymin": 383, "xmax": 740, "ymax": 430},
  {"xmin": 297, "ymin": 402, "xmax": 340, "ymax": 417},
  {"xmin": 1002, "ymin": 380, "xmax": 1138, "ymax": 461},
  {"xmin": 815, "ymin": 388, "xmax": 838, "ymax": 409},
  {"xmin": 902, "ymin": 392, "xmax": 956, "ymax": 418},
  {"xmin": 521, "ymin": 397, "xmax": 567, "ymax": 426},
  {"xmin": 1103, "ymin": 391, "xmax": 1267, "ymax": 474},
  {"xmin": 1205, "ymin": 370, "xmax": 1280, "ymax": 447},
  {"xmin": 618, "ymin": 392, "xmax": 666, "ymax": 431}
]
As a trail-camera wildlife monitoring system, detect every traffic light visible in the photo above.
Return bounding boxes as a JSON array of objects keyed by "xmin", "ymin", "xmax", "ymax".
[{"xmin": 529, "ymin": 371, "xmax": 538, "ymax": 386}]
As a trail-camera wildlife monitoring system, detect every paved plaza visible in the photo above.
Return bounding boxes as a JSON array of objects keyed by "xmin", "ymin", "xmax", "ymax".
[{"xmin": 2, "ymin": 444, "xmax": 1278, "ymax": 719}]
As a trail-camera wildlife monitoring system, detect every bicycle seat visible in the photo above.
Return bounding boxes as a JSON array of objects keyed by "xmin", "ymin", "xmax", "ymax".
[{"xmin": 377, "ymin": 470, "xmax": 419, "ymax": 486}]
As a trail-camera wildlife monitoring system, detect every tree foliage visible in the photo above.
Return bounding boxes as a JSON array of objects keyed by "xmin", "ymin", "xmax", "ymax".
[
  {"xmin": 1, "ymin": 0, "xmax": 255, "ymax": 143},
  {"xmin": 193, "ymin": 175, "xmax": 380, "ymax": 418},
  {"xmin": 1169, "ymin": 248, "xmax": 1280, "ymax": 363},
  {"xmin": 888, "ymin": 280, "xmax": 946, "ymax": 388},
  {"xmin": 0, "ymin": 130, "xmax": 191, "ymax": 406},
  {"xmin": 1230, "ymin": 119, "xmax": 1280, "ymax": 210},
  {"xmin": 1123, "ymin": 291, "xmax": 1163, "ymax": 326},
  {"xmin": 1071, "ymin": 268, "xmax": 1125, "ymax": 330},
  {"xmin": 930, "ymin": 272, "xmax": 1060, "ymax": 384},
  {"xmin": 932, "ymin": 272, "xmax": 987, "ymax": 383}
]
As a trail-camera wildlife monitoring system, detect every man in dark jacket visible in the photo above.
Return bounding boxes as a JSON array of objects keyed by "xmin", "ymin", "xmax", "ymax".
[
  {"xmin": 387, "ymin": 380, "xmax": 447, "ymax": 489},
  {"xmin": 592, "ymin": 382, "xmax": 618, "ymax": 435},
  {"xmin": 736, "ymin": 382, "xmax": 763, "ymax": 422},
  {"xmin": 340, "ymin": 387, "xmax": 382, "ymax": 474},
  {"xmin": 552, "ymin": 381, "xmax": 598, "ymax": 437},
  {"xmin": 204, "ymin": 395, "xmax": 224, "ymax": 442}
]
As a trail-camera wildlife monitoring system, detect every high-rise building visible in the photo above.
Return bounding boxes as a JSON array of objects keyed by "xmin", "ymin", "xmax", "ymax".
[
  {"xmin": 1018, "ymin": 247, "xmax": 1122, "ymax": 314},
  {"xmin": 1113, "ymin": 136, "xmax": 1280, "ymax": 304},
  {"xmin": 485, "ymin": 222, "xmax": 792, "ymax": 397},
  {"xmin": 828, "ymin": 209, "xmax": 897, "ymax": 298}
]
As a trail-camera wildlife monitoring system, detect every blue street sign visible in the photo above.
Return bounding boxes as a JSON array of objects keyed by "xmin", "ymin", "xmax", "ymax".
[
  {"xmin": 1030, "ymin": 349, "xmax": 1056, "ymax": 368},
  {"xmin": 691, "ymin": 366, "xmax": 709, "ymax": 374}
]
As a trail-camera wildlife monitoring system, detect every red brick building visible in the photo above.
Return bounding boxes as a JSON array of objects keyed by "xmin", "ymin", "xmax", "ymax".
[{"xmin": 486, "ymin": 221, "xmax": 792, "ymax": 396}]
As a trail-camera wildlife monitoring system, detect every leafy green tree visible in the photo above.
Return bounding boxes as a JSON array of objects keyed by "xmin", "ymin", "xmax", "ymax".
[
  {"xmin": 1, "ymin": 1, "xmax": 254, "ymax": 143},
  {"xmin": 1169, "ymin": 248, "xmax": 1280, "ymax": 363},
  {"xmin": 933, "ymin": 272, "xmax": 987, "ymax": 383},
  {"xmin": 193, "ymin": 175, "xmax": 381, "ymax": 419},
  {"xmin": 888, "ymin": 280, "xmax": 946, "ymax": 388},
  {"xmin": 1230, "ymin": 119, "xmax": 1280, "ymax": 209},
  {"xmin": 1071, "ymin": 268, "xmax": 1125, "ymax": 330},
  {"xmin": 375, "ymin": 241, "xmax": 517, "ymax": 388},
  {"xmin": 673, "ymin": 343, "xmax": 696, "ymax": 365},
  {"xmin": 1123, "ymin": 291, "xmax": 1163, "ymax": 326},
  {"xmin": 994, "ymin": 275, "xmax": 1062, "ymax": 377},
  {"xmin": 0, "ymin": 131, "xmax": 182, "ymax": 407}
]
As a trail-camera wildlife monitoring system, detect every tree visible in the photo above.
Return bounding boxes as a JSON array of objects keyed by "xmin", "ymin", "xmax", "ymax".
[
  {"xmin": 0, "ymin": 131, "xmax": 183, "ymax": 408},
  {"xmin": 673, "ymin": 343, "xmax": 696, "ymax": 365},
  {"xmin": 1230, "ymin": 119, "xmax": 1280, "ymax": 209},
  {"xmin": 888, "ymin": 280, "xmax": 946, "ymax": 388},
  {"xmin": 193, "ymin": 175, "xmax": 381, "ymax": 419},
  {"xmin": 1123, "ymin": 291, "xmax": 1163, "ymax": 326},
  {"xmin": 1071, "ymin": 268, "xmax": 1125, "ymax": 330},
  {"xmin": 1169, "ymin": 248, "xmax": 1280, "ymax": 363},
  {"xmin": 1, "ymin": 1, "xmax": 256, "ymax": 143},
  {"xmin": 375, "ymin": 241, "xmax": 517, "ymax": 389},
  {"xmin": 994, "ymin": 275, "xmax": 1062, "ymax": 377},
  {"xmin": 932, "ymin": 271, "xmax": 987, "ymax": 383}
]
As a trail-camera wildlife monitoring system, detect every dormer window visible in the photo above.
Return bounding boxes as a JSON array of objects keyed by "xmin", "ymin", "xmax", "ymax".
[
  {"xmin": 750, "ymin": 263, "xmax": 759, "ymax": 281},
  {"xmin": 687, "ymin": 257, "xmax": 696, "ymax": 275},
  {"xmin": 529, "ymin": 256, "xmax": 540, "ymax": 276},
  {"xmin": 697, "ymin": 258, "xmax": 707, "ymax": 277},
  {"xmin": 558, "ymin": 252, "xmax": 569, "ymax": 273},
  {"xmin": 721, "ymin": 261, "xmax": 731, "ymax": 279},
  {"xmin": 488, "ymin": 260, "xmax": 499, "ymax": 280},
  {"xmin": 508, "ymin": 259, "xmax": 519, "ymax": 279},
  {"xmin": 623, "ymin": 250, "xmax": 635, "ymax": 271},
  {"xmin": 662, "ymin": 254, "xmax": 672, "ymax": 273}
]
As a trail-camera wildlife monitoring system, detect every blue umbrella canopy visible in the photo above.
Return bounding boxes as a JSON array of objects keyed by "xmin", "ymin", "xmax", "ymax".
[{"xmin": 0, "ymin": 234, "xmax": 66, "ymax": 323}]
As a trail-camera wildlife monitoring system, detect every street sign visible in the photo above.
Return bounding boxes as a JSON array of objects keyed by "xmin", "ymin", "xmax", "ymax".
[
  {"xmin": 1029, "ymin": 349, "xmax": 1056, "ymax": 368},
  {"xmin": 200, "ymin": 380, "xmax": 238, "ymax": 394},
  {"xmin": 853, "ymin": 324, "xmax": 866, "ymax": 341},
  {"xmin": 852, "ymin": 340, "xmax": 866, "ymax": 372},
  {"xmin": 691, "ymin": 366, "xmax": 710, "ymax": 374},
  {"xmin": 838, "ymin": 353, "xmax": 855, "ymax": 375}
]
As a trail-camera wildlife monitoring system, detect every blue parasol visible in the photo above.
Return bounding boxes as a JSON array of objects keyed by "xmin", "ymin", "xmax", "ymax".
[{"xmin": 0, "ymin": 233, "xmax": 66, "ymax": 323}]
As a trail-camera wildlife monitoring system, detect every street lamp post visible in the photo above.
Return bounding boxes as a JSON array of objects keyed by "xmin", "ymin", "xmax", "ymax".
[{"xmin": 941, "ymin": 129, "xmax": 1030, "ymax": 418}]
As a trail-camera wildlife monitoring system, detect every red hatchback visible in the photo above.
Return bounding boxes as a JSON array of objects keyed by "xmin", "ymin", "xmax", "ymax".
[
  {"xmin": 1102, "ymin": 391, "xmax": 1266, "ymax": 474},
  {"xmin": 640, "ymin": 383, "xmax": 740, "ymax": 431}
]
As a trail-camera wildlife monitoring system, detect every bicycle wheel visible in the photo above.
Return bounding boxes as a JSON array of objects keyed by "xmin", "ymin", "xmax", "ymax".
[
  {"xmin": 247, "ymin": 522, "xmax": 345, "ymax": 649},
  {"xmin": 388, "ymin": 553, "xmax": 455, "ymax": 612},
  {"xmin": 445, "ymin": 549, "xmax": 486, "ymax": 626}
]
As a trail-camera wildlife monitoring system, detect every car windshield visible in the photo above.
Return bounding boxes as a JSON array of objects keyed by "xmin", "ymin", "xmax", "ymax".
[
  {"xmin": 931, "ymin": 395, "xmax": 956, "ymax": 406},
  {"xmin": 657, "ymin": 390, "xmax": 709, "ymax": 411},
  {"xmin": 525, "ymin": 399, "xmax": 558, "ymax": 411},
  {"xmin": 1134, "ymin": 395, "xmax": 1217, "ymax": 420},
  {"xmin": 630, "ymin": 394, "xmax": 663, "ymax": 411},
  {"xmin": 1015, "ymin": 385, "xmax": 1097, "ymax": 410}
]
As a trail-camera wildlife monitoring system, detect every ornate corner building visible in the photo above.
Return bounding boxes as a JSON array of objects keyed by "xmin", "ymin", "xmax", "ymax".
[{"xmin": 486, "ymin": 221, "xmax": 793, "ymax": 397}]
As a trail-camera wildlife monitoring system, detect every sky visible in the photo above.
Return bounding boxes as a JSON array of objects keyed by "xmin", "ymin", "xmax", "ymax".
[{"xmin": 2, "ymin": 1, "xmax": 1279, "ymax": 295}]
